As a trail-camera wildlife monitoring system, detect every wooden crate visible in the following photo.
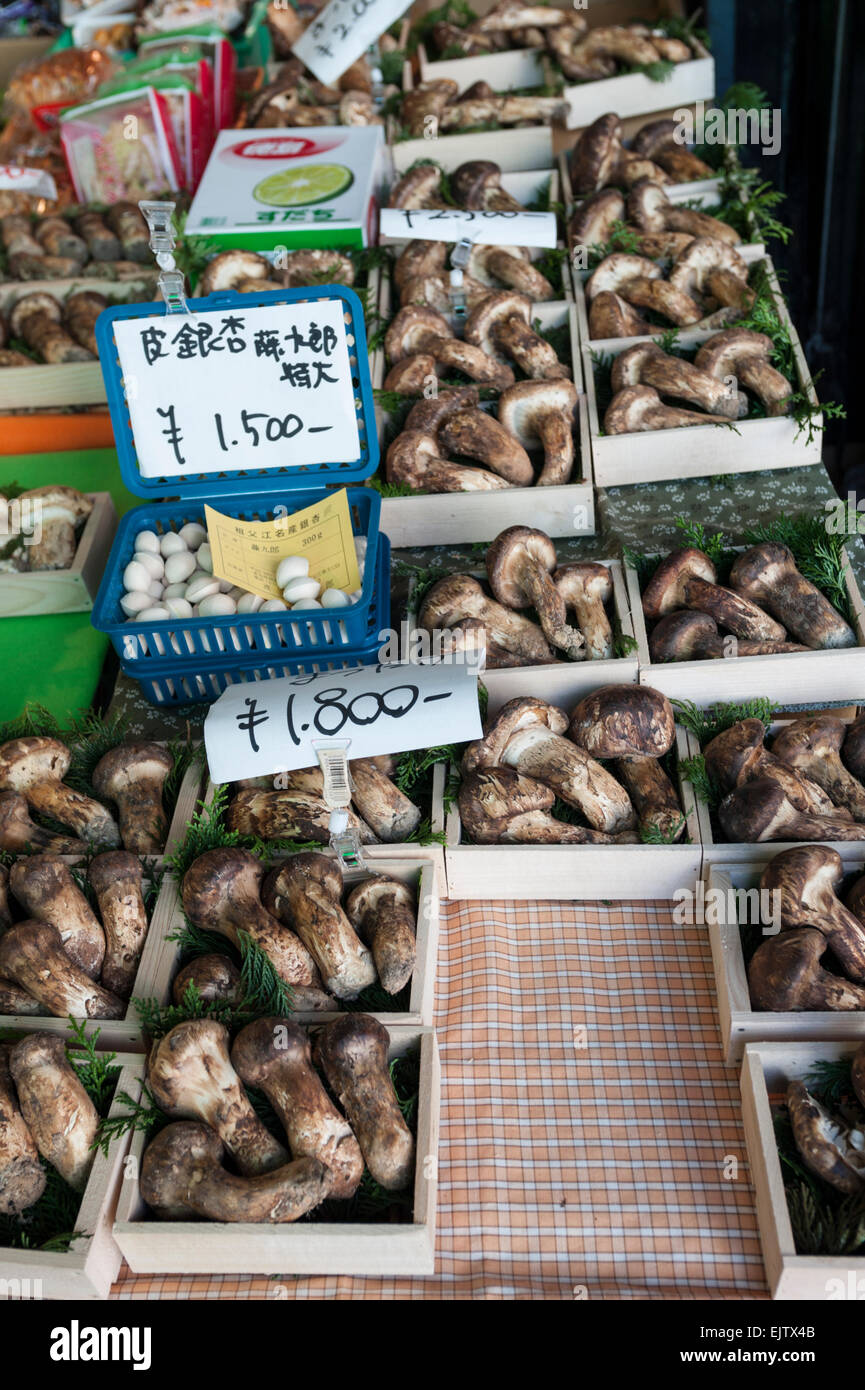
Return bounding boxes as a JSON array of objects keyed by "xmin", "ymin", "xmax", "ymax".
[
  {"xmin": 390, "ymin": 61, "xmax": 555, "ymax": 173},
  {"xmin": 0, "ymin": 490, "xmax": 116, "ymax": 618},
  {"xmin": 582, "ymin": 259, "xmax": 823, "ymax": 484},
  {"xmin": 741, "ymin": 1039, "xmax": 865, "ymax": 1299},
  {"xmin": 693, "ymin": 717, "xmax": 865, "ymax": 869},
  {"xmin": 0, "ymin": 279, "xmax": 153, "ymax": 409},
  {"xmin": 417, "ymin": 38, "xmax": 546, "ymax": 90},
  {"xmin": 113, "ymin": 1027, "xmax": 440, "ymax": 1275},
  {"xmin": 562, "ymin": 38, "xmax": 714, "ymax": 130},
  {"xmin": 0, "ymin": 1055, "xmax": 139, "ymax": 1301},
  {"xmin": 705, "ymin": 859, "xmax": 865, "ymax": 1066},
  {"xmin": 624, "ymin": 548, "xmax": 865, "ymax": 707},
  {"xmin": 145, "ymin": 854, "xmax": 440, "ymax": 1027},
  {"xmin": 406, "ymin": 558, "xmax": 640, "ymax": 703},
  {"xmin": 373, "ymin": 296, "xmax": 595, "ymax": 545},
  {"xmin": 443, "ymin": 698, "xmax": 703, "ymax": 901}
]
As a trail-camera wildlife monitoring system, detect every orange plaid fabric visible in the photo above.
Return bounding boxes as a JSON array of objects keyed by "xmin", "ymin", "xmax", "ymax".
[{"xmin": 111, "ymin": 899, "xmax": 767, "ymax": 1300}]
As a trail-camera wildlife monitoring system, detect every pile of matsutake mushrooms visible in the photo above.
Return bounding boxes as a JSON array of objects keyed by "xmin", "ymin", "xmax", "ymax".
[
  {"xmin": 1, "ymin": 290, "xmax": 134, "ymax": 368},
  {"xmin": 420, "ymin": 526, "xmax": 615, "ymax": 666},
  {"xmin": 0, "ymin": 485, "xmax": 92, "ymax": 574},
  {"xmin": 569, "ymin": 114, "xmax": 715, "ymax": 200},
  {"xmin": 421, "ymin": 3, "xmax": 697, "ymax": 83},
  {"xmin": 572, "ymin": 177, "xmax": 739, "ymax": 262},
  {"xmin": 0, "ymin": 1032, "xmax": 107, "ymax": 1221},
  {"xmin": 242, "ymin": 58, "xmax": 388, "ymax": 129},
  {"xmin": 178, "ymin": 850, "xmax": 418, "ymax": 1008},
  {"xmin": 776, "ymin": 1043, "xmax": 865, "ymax": 1201},
  {"xmin": 602, "ymin": 332, "xmax": 793, "ymax": 434},
  {"xmin": 457, "ymin": 685, "xmax": 686, "ymax": 845},
  {"xmin": 748, "ymin": 848, "xmax": 865, "ymax": 1014},
  {"xmin": 642, "ymin": 544, "xmax": 856, "ymax": 665},
  {"xmin": 0, "ymin": 736, "xmax": 176, "ymax": 856},
  {"xmin": 704, "ymin": 714, "xmax": 865, "ymax": 845},
  {"xmin": 224, "ymin": 755, "xmax": 422, "ymax": 848},
  {"xmin": 0, "ymin": 852, "xmax": 149, "ymax": 1018},
  {"xmin": 137, "ymin": 1014, "xmax": 415, "ymax": 1222},
  {"xmin": 391, "ymin": 238, "xmax": 557, "ymax": 316},
  {"xmin": 585, "ymin": 237, "xmax": 755, "ymax": 339},
  {"xmin": 193, "ymin": 247, "xmax": 356, "ymax": 297},
  {"xmin": 397, "ymin": 79, "xmax": 564, "ymax": 138},
  {"xmin": 0, "ymin": 201, "xmax": 153, "ymax": 281}
]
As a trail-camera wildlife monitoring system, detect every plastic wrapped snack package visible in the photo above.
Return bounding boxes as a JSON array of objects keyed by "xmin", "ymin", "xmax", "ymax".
[
  {"xmin": 59, "ymin": 82, "xmax": 184, "ymax": 203},
  {"xmin": 98, "ymin": 70, "xmax": 208, "ymax": 189},
  {"xmin": 4, "ymin": 46, "xmax": 119, "ymax": 127},
  {"xmin": 137, "ymin": 0, "xmax": 245, "ymax": 41},
  {"xmin": 137, "ymin": 24, "xmax": 236, "ymax": 128},
  {"xmin": 124, "ymin": 49, "xmax": 215, "ymax": 171}
]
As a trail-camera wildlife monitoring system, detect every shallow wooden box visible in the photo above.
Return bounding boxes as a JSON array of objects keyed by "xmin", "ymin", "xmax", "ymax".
[
  {"xmin": 741, "ymin": 1039, "xmax": 865, "ymax": 1299},
  {"xmin": 0, "ymin": 1055, "xmax": 139, "ymax": 1301},
  {"xmin": 114, "ymin": 1027, "xmax": 440, "ymax": 1276},
  {"xmin": 443, "ymin": 684, "xmax": 702, "ymax": 901},
  {"xmin": 373, "ymin": 296, "xmax": 595, "ymax": 545},
  {"xmin": 693, "ymin": 716, "xmax": 865, "ymax": 869},
  {"xmin": 562, "ymin": 38, "xmax": 714, "ymax": 131},
  {"xmin": 0, "ymin": 490, "xmax": 116, "ymax": 618},
  {"xmin": 705, "ymin": 859, "xmax": 865, "ymax": 1065},
  {"xmin": 582, "ymin": 260, "xmax": 823, "ymax": 485},
  {"xmin": 417, "ymin": 38, "xmax": 546, "ymax": 91},
  {"xmin": 390, "ymin": 61, "xmax": 556, "ymax": 174},
  {"xmin": 624, "ymin": 547, "xmax": 865, "ymax": 707},
  {"xmin": 0, "ymin": 278, "xmax": 153, "ymax": 409},
  {"xmin": 406, "ymin": 558, "xmax": 639, "ymax": 704},
  {"xmin": 146, "ymin": 853, "xmax": 440, "ymax": 1027}
]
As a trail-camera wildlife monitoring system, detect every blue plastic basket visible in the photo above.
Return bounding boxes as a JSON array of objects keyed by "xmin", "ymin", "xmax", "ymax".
[
  {"xmin": 121, "ymin": 539, "xmax": 390, "ymax": 707},
  {"xmin": 93, "ymin": 490, "xmax": 384, "ymax": 664}
]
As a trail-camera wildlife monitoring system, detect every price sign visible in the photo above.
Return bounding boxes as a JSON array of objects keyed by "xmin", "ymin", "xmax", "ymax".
[
  {"xmin": 292, "ymin": 0, "xmax": 412, "ymax": 86},
  {"xmin": 112, "ymin": 298, "xmax": 361, "ymax": 479},
  {"xmin": 0, "ymin": 165, "xmax": 57, "ymax": 201},
  {"xmin": 204, "ymin": 661, "xmax": 482, "ymax": 783},
  {"xmin": 379, "ymin": 207, "xmax": 558, "ymax": 249}
]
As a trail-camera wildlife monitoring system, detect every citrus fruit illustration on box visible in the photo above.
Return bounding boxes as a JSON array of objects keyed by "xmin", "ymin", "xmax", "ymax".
[{"xmin": 253, "ymin": 163, "xmax": 354, "ymax": 207}]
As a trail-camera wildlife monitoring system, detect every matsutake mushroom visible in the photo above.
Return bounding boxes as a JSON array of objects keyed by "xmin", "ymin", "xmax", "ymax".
[
  {"xmin": 232, "ymin": 1018, "xmax": 363, "ymax": 1200},
  {"xmin": 88, "ymin": 852, "xmax": 149, "ymax": 999},
  {"xmin": 172, "ymin": 954, "xmax": 243, "ymax": 1008},
  {"xmin": 628, "ymin": 179, "xmax": 741, "ymax": 246},
  {"xmin": 388, "ymin": 164, "xmax": 448, "ymax": 210},
  {"xmin": 729, "ymin": 543, "xmax": 856, "ymax": 650},
  {"xmin": 720, "ymin": 780, "xmax": 865, "ymax": 846},
  {"xmin": 16, "ymin": 486, "xmax": 93, "ymax": 571},
  {"xmin": 91, "ymin": 741, "xmax": 173, "ymax": 853},
  {"xmin": 458, "ymin": 765, "xmax": 637, "ymax": 844},
  {"xmin": 787, "ymin": 1080, "xmax": 865, "ymax": 1194},
  {"xmin": 452, "ymin": 160, "xmax": 523, "ymax": 213},
  {"xmin": 9, "ymin": 1032, "xmax": 98, "ymax": 1191},
  {"xmin": 569, "ymin": 192, "xmax": 628, "ymax": 254},
  {"xmin": 314, "ymin": 1015, "xmax": 415, "ymax": 1191},
  {"xmin": 497, "ymin": 379, "xmax": 578, "ymax": 486},
  {"xmin": 555, "ymin": 563, "xmax": 613, "ymax": 660},
  {"xmin": 0, "ymin": 792, "xmax": 88, "ymax": 856},
  {"xmin": 226, "ymin": 788, "xmax": 378, "ymax": 848},
  {"xmin": 843, "ymin": 715, "xmax": 865, "ymax": 783},
  {"xmin": 279, "ymin": 248, "xmax": 355, "ymax": 288},
  {"xmin": 345, "ymin": 874, "xmax": 417, "ymax": 995},
  {"xmin": 748, "ymin": 928, "xmax": 865, "ymax": 1012},
  {"xmin": 642, "ymin": 548, "xmax": 787, "ymax": 642},
  {"xmin": 261, "ymin": 854, "xmax": 375, "ymax": 1000},
  {"xmin": 648, "ymin": 611, "xmax": 807, "ymax": 663},
  {"xmin": 420, "ymin": 574, "xmax": 553, "ymax": 666},
  {"xmin": 10, "ymin": 294, "xmax": 92, "ymax": 363},
  {"xmin": 487, "ymin": 527, "xmax": 584, "ymax": 659},
  {"xmin": 464, "ymin": 292, "xmax": 569, "ymax": 381},
  {"xmin": 466, "ymin": 244, "xmax": 554, "ymax": 301},
  {"xmin": 347, "ymin": 760, "xmax": 421, "ymax": 842},
  {"xmin": 611, "ymin": 342, "xmax": 743, "ymax": 419},
  {"xmin": 760, "ymin": 845, "xmax": 865, "ymax": 984},
  {"xmin": 386, "ymin": 429, "xmax": 511, "ymax": 494},
  {"xmin": 772, "ymin": 718, "xmax": 865, "ymax": 822},
  {"xmin": 0, "ymin": 737, "xmax": 119, "ymax": 848},
  {"xmin": 140, "ymin": 1121, "xmax": 332, "ymax": 1222},
  {"xmin": 588, "ymin": 289, "xmax": 655, "ymax": 340},
  {"xmin": 568, "ymin": 684, "xmax": 683, "ymax": 841},
  {"xmin": 385, "ymin": 305, "xmax": 515, "ymax": 390},
  {"xmin": 464, "ymin": 697, "xmax": 635, "ymax": 833},
  {"xmin": 182, "ymin": 849, "xmax": 328, "ymax": 1000},
  {"xmin": 703, "ymin": 719, "xmax": 843, "ymax": 820},
  {"xmin": 568, "ymin": 113, "xmax": 624, "ymax": 196},
  {"xmin": 9, "ymin": 854, "xmax": 105, "ymax": 978},
  {"xmin": 0, "ymin": 921, "xmax": 123, "ymax": 1018},
  {"xmin": 148, "ymin": 1019, "xmax": 289, "ymax": 1176},
  {"xmin": 695, "ymin": 330, "xmax": 792, "ymax": 417},
  {"xmin": 605, "ymin": 385, "xmax": 731, "ymax": 434},
  {"xmin": 436, "ymin": 405, "xmax": 534, "ymax": 486},
  {"xmin": 0, "ymin": 1043, "xmax": 45, "ymax": 1215}
]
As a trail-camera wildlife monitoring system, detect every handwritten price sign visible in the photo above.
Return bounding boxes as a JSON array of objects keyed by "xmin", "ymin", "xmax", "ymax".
[
  {"xmin": 112, "ymin": 299, "xmax": 361, "ymax": 479},
  {"xmin": 292, "ymin": 0, "xmax": 412, "ymax": 86},
  {"xmin": 204, "ymin": 661, "xmax": 482, "ymax": 782},
  {"xmin": 379, "ymin": 208, "xmax": 559, "ymax": 249},
  {"xmin": 0, "ymin": 165, "xmax": 57, "ymax": 200}
]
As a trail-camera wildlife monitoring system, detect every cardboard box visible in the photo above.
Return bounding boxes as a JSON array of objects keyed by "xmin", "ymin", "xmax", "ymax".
[{"xmin": 186, "ymin": 126, "xmax": 388, "ymax": 250}]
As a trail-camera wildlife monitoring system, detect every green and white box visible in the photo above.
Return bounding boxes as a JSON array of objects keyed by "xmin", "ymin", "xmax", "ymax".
[{"xmin": 185, "ymin": 125, "xmax": 387, "ymax": 250}]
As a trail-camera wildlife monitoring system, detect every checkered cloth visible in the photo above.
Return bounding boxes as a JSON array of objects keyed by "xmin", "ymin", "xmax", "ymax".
[{"xmin": 111, "ymin": 899, "xmax": 768, "ymax": 1300}]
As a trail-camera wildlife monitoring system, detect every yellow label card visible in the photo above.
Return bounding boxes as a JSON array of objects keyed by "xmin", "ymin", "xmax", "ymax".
[{"xmin": 204, "ymin": 490, "xmax": 361, "ymax": 603}]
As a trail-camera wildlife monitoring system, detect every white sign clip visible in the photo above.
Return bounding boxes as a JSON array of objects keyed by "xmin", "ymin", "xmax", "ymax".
[{"xmin": 313, "ymin": 738, "xmax": 364, "ymax": 870}]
